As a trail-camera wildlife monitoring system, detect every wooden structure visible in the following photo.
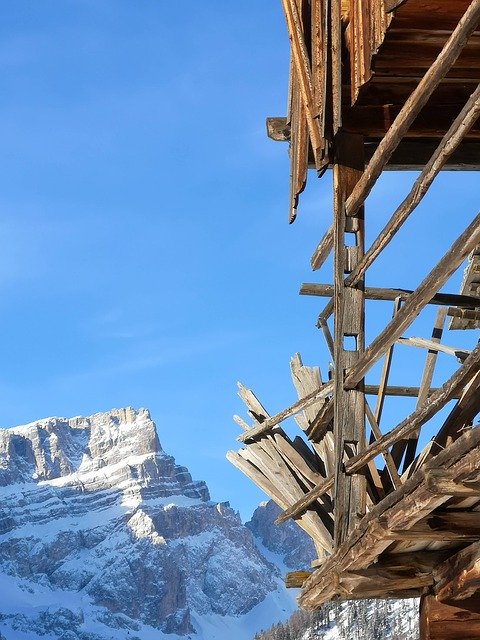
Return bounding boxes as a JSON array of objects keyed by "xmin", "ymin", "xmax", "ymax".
[{"xmin": 228, "ymin": 1, "xmax": 480, "ymax": 638}]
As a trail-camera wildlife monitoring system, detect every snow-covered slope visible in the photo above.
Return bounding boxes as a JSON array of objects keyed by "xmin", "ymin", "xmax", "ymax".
[{"xmin": 0, "ymin": 408, "xmax": 296, "ymax": 639}]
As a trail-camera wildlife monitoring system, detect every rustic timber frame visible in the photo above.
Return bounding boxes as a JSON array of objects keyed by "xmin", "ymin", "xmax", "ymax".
[{"xmin": 228, "ymin": 0, "xmax": 480, "ymax": 637}]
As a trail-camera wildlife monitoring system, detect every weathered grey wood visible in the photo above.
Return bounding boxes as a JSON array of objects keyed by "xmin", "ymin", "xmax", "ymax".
[
  {"xmin": 345, "ymin": 342, "xmax": 480, "ymax": 476},
  {"xmin": 375, "ymin": 298, "xmax": 402, "ymax": 425},
  {"xmin": 310, "ymin": 225, "xmax": 334, "ymax": 271},
  {"xmin": 392, "ymin": 308, "xmax": 448, "ymax": 474},
  {"xmin": 333, "ymin": 131, "xmax": 366, "ymax": 546},
  {"xmin": 266, "ymin": 117, "xmax": 291, "ymax": 142},
  {"xmin": 346, "ymin": 80, "xmax": 480, "ymax": 285},
  {"xmin": 365, "ymin": 401, "xmax": 401, "ymax": 490},
  {"xmin": 344, "ymin": 213, "xmax": 480, "ymax": 389},
  {"xmin": 397, "ymin": 336, "xmax": 469, "ymax": 362},
  {"xmin": 290, "ymin": 353, "xmax": 325, "ymax": 428},
  {"xmin": 275, "ymin": 475, "xmax": 335, "ymax": 524},
  {"xmin": 417, "ymin": 309, "xmax": 448, "ymax": 409},
  {"xmin": 300, "ymin": 282, "xmax": 480, "ymax": 310},
  {"xmin": 237, "ymin": 380, "xmax": 334, "ymax": 442},
  {"xmin": 364, "ymin": 384, "xmax": 460, "ymax": 399},
  {"xmin": 318, "ymin": 316, "xmax": 335, "ymax": 358},
  {"xmin": 345, "ymin": 0, "xmax": 480, "ymax": 218}
]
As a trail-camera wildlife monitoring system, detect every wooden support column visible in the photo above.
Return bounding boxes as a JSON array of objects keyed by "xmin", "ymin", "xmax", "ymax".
[
  {"xmin": 333, "ymin": 130, "xmax": 366, "ymax": 547},
  {"xmin": 420, "ymin": 595, "xmax": 480, "ymax": 640}
]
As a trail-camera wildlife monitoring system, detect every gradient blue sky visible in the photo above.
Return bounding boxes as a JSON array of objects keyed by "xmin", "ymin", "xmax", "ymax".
[{"xmin": 0, "ymin": 1, "xmax": 477, "ymax": 520}]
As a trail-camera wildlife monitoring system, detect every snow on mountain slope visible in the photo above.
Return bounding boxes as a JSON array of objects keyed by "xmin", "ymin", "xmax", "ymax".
[{"xmin": 0, "ymin": 408, "xmax": 297, "ymax": 639}]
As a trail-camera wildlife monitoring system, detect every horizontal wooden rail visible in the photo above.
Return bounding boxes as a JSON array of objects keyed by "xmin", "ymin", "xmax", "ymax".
[
  {"xmin": 301, "ymin": 283, "xmax": 480, "ymax": 309},
  {"xmin": 345, "ymin": 0, "xmax": 480, "ymax": 218},
  {"xmin": 344, "ymin": 212, "xmax": 480, "ymax": 389}
]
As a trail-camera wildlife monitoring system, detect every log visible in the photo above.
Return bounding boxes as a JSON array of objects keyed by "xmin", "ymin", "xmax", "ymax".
[{"xmin": 300, "ymin": 282, "xmax": 480, "ymax": 310}]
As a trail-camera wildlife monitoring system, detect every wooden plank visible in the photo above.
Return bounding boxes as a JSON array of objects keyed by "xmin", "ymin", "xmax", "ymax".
[
  {"xmin": 396, "ymin": 336, "xmax": 470, "ymax": 361},
  {"xmin": 310, "ymin": 225, "xmax": 334, "ymax": 271},
  {"xmin": 364, "ymin": 384, "xmax": 460, "ymax": 399},
  {"xmin": 345, "ymin": 0, "xmax": 480, "ymax": 218},
  {"xmin": 237, "ymin": 380, "xmax": 334, "ymax": 442},
  {"xmin": 344, "ymin": 212, "xmax": 480, "ymax": 389},
  {"xmin": 331, "ymin": 0, "xmax": 342, "ymax": 134},
  {"xmin": 374, "ymin": 298, "xmax": 402, "ymax": 425},
  {"xmin": 425, "ymin": 468, "xmax": 480, "ymax": 497},
  {"xmin": 300, "ymin": 282, "xmax": 480, "ymax": 310},
  {"xmin": 417, "ymin": 309, "xmax": 449, "ymax": 408},
  {"xmin": 275, "ymin": 474, "xmax": 335, "ymax": 524},
  {"xmin": 365, "ymin": 401, "xmax": 401, "ymax": 490}
]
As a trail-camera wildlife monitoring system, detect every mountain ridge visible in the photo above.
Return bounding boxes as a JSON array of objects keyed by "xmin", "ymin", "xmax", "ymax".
[{"xmin": 0, "ymin": 407, "xmax": 297, "ymax": 639}]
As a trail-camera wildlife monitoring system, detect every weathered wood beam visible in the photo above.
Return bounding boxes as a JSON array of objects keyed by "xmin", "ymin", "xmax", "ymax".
[
  {"xmin": 344, "ymin": 212, "xmax": 480, "ymax": 389},
  {"xmin": 434, "ymin": 540, "xmax": 480, "ymax": 603},
  {"xmin": 375, "ymin": 298, "xmax": 402, "ymax": 426},
  {"xmin": 364, "ymin": 384, "xmax": 460, "ymax": 399},
  {"xmin": 396, "ymin": 336, "xmax": 470, "ymax": 362},
  {"xmin": 276, "ymin": 349, "xmax": 476, "ymax": 526},
  {"xmin": 301, "ymin": 282, "xmax": 480, "ymax": 310},
  {"xmin": 425, "ymin": 468, "xmax": 480, "ymax": 497},
  {"xmin": 365, "ymin": 401, "xmax": 401, "ymax": 490},
  {"xmin": 266, "ymin": 117, "xmax": 291, "ymax": 142},
  {"xmin": 345, "ymin": 0, "xmax": 480, "ymax": 218},
  {"xmin": 310, "ymin": 225, "xmax": 334, "ymax": 271},
  {"xmin": 394, "ymin": 308, "xmax": 447, "ymax": 474},
  {"xmin": 332, "ymin": 131, "xmax": 366, "ymax": 545},
  {"xmin": 237, "ymin": 380, "xmax": 334, "ymax": 442},
  {"xmin": 286, "ymin": 571, "xmax": 312, "ymax": 588},
  {"xmin": 275, "ymin": 475, "xmax": 335, "ymax": 524}
]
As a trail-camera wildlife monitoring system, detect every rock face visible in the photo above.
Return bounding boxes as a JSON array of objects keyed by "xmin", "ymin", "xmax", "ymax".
[
  {"xmin": 0, "ymin": 408, "xmax": 294, "ymax": 640},
  {"xmin": 247, "ymin": 500, "xmax": 316, "ymax": 570}
]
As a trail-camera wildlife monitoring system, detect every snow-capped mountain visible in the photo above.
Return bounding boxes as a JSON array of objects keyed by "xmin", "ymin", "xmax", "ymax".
[
  {"xmin": 247, "ymin": 500, "xmax": 316, "ymax": 571},
  {"xmin": 0, "ymin": 408, "xmax": 297, "ymax": 640}
]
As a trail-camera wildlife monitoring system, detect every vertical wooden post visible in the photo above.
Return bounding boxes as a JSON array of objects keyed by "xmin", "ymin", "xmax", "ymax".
[
  {"xmin": 420, "ymin": 595, "xmax": 480, "ymax": 640},
  {"xmin": 333, "ymin": 130, "xmax": 366, "ymax": 547}
]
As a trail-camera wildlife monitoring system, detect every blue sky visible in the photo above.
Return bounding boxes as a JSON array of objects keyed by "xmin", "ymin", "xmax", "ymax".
[{"xmin": 0, "ymin": 1, "xmax": 477, "ymax": 520}]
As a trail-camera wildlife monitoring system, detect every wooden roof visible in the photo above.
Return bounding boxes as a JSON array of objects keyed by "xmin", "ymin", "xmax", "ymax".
[{"xmin": 267, "ymin": 0, "xmax": 480, "ymax": 221}]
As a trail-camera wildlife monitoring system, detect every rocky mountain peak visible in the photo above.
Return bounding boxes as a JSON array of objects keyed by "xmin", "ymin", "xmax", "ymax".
[{"xmin": 0, "ymin": 408, "xmax": 295, "ymax": 639}]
